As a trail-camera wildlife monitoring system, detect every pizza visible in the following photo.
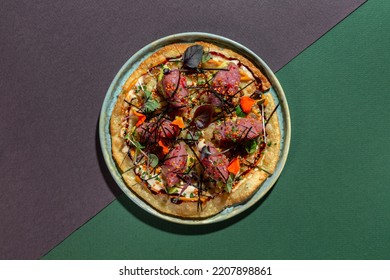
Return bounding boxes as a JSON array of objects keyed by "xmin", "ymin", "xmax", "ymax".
[{"xmin": 110, "ymin": 41, "xmax": 281, "ymax": 219}]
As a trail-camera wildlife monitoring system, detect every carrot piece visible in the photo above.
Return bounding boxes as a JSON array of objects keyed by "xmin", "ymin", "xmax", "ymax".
[
  {"xmin": 158, "ymin": 140, "xmax": 169, "ymax": 155},
  {"xmin": 240, "ymin": 96, "xmax": 256, "ymax": 113},
  {"xmin": 227, "ymin": 157, "xmax": 240, "ymax": 175},
  {"xmin": 133, "ymin": 110, "xmax": 146, "ymax": 127},
  {"xmin": 171, "ymin": 116, "xmax": 185, "ymax": 128}
]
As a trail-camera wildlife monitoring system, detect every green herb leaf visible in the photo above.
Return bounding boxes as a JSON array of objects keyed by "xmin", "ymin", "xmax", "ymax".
[
  {"xmin": 167, "ymin": 187, "xmax": 179, "ymax": 194},
  {"xmin": 225, "ymin": 173, "xmax": 234, "ymax": 193},
  {"xmin": 148, "ymin": 154, "xmax": 159, "ymax": 168},
  {"xmin": 144, "ymin": 99, "xmax": 159, "ymax": 112},
  {"xmin": 235, "ymin": 106, "xmax": 246, "ymax": 117},
  {"xmin": 133, "ymin": 141, "xmax": 144, "ymax": 151},
  {"xmin": 127, "ymin": 136, "xmax": 144, "ymax": 152},
  {"xmin": 202, "ymin": 52, "xmax": 212, "ymax": 63},
  {"xmin": 245, "ymin": 139, "xmax": 258, "ymax": 154},
  {"xmin": 143, "ymin": 90, "xmax": 160, "ymax": 112}
]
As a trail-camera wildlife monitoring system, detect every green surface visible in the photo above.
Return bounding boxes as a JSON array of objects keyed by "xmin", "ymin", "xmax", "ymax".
[{"xmin": 44, "ymin": 0, "xmax": 390, "ymax": 260}]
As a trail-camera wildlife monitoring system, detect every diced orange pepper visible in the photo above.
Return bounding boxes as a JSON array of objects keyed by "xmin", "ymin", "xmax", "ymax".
[
  {"xmin": 133, "ymin": 110, "xmax": 146, "ymax": 127},
  {"xmin": 227, "ymin": 157, "xmax": 240, "ymax": 175},
  {"xmin": 158, "ymin": 140, "xmax": 169, "ymax": 155},
  {"xmin": 240, "ymin": 96, "xmax": 256, "ymax": 113},
  {"xmin": 171, "ymin": 116, "xmax": 185, "ymax": 128}
]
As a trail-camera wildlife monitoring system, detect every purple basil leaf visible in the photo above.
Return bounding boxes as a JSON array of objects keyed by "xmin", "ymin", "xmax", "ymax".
[
  {"xmin": 200, "ymin": 146, "xmax": 211, "ymax": 160},
  {"xmin": 183, "ymin": 45, "xmax": 203, "ymax": 69},
  {"xmin": 191, "ymin": 105, "xmax": 214, "ymax": 129}
]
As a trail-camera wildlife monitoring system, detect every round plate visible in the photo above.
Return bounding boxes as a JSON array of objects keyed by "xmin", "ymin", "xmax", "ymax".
[{"xmin": 99, "ymin": 32, "xmax": 291, "ymax": 225}]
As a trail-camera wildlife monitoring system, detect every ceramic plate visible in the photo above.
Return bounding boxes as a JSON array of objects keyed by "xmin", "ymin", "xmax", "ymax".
[{"xmin": 99, "ymin": 32, "xmax": 291, "ymax": 224}]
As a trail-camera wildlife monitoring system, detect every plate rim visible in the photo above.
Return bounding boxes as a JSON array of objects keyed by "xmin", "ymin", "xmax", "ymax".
[{"xmin": 99, "ymin": 32, "xmax": 291, "ymax": 225}]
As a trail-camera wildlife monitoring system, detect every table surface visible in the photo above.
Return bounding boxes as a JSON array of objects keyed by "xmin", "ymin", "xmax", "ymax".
[{"xmin": 2, "ymin": 0, "xmax": 389, "ymax": 260}]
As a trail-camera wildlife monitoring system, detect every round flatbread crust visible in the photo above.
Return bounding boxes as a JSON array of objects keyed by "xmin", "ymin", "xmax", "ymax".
[{"xmin": 110, "ymin": 42, "xmax": 281, "ymax": 219}]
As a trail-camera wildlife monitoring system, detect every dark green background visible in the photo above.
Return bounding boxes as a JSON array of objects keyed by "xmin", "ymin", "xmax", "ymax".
[{"xmin": 44, "ymin": 0, "xmax": 390, "ymax": 260}]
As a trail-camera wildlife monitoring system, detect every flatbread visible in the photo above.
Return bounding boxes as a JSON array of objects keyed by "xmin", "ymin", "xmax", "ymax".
[{"xmin": 110, "ymin": 42, "xmax": 281, "ymax": 219}]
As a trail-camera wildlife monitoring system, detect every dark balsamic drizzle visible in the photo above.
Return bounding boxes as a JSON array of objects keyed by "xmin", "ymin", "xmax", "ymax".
[
  {"xmin": 124, "ymin": 45, "xmax": 273, "ymax": 209},
  {"xmin": 265, "ymin": 103, "xmax": 280, "ymax": 126},
  {"xmin": 225, "ymin": 80, "xmax": 255, "ymax": 103}
]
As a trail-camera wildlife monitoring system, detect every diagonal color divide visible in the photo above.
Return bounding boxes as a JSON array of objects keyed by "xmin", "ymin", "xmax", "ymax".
[
  {"xmin": 44, "ymin": 0, "xmax": 390, "ymax": 260},
  {"xmin": 0, "ymin": 0, "xmax": 365, "ymax": 259}
]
